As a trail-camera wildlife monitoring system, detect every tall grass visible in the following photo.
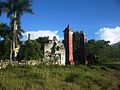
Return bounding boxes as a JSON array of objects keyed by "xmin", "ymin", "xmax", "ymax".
[{"xmin": 0, "ymin": 65, "xmax": 120, "ymax": 90}]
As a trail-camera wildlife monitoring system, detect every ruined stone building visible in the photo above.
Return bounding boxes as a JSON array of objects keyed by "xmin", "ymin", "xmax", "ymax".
[
  {"xmin": 28, "ymin": 34, "xmax": 32, "ymax": 41},
  {"xmin": 74, "ymin": 31, "xmax": 87, "ymax": 65},
  {"xmin": 15, "ymin": 26, "xmax": 87, "ymax": 65},
  {"xmin": 63, "ymin": 25, "xmax": 74, "ymax": 65},
  {"xmin": 63, "ymin": 25, "xmax": 87, "ymax": 65},
  {"xmin": 44, "ymin": 36, "xmax": 65, "ymax": 65}
]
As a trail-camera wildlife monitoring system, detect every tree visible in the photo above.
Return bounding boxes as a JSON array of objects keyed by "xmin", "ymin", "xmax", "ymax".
[
  {"xmin": 36, "ymin": 36, "xmax": 49, "ymax": 54},
  {"xmin": 0, "ymin": 0, "xmax": 33, "ymax": 60},
  {"xmin": 0, "ymin": 23, "xmax": 12, "ymax": 61},
  {"xmin": 0, "ymin": 23, "xmax": 11, "ymax": 41},
  {"xmin": 98, "ymin": 45, "xmax": 120, "ymax": 64},
  {"xmin": 85, "ymin": 39, "xmax": 110, "ymax": 65},
  {"xmin": 0, "ymin": 40, "xmax": 11, "ymax": 60},
  {"xmin": 85, "ymin": 39, "xmax": 96, "ymax": 65},
  {"xmin": 21, "ymin": 40, "xmax": 43, "ymax": 61}
]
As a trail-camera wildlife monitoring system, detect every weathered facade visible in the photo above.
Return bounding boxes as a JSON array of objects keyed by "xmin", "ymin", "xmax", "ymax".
[
  {"xmin": 13, "ymin": 29, "xmax": 87, "ymax": 66},
  {"xmin": 13, "ymin": 34, "xmax": 32, "ymax": 60},
  {"xmin": 44, "ymin": 36, "xmax": 65, "ymax": 65},
  {"xmin": 63, "ymin": 25, "xmax": 74, "ymax": 65},
  {"xmin": 74, "ymin": 31, "xmax": 87, "ymax": 65}
]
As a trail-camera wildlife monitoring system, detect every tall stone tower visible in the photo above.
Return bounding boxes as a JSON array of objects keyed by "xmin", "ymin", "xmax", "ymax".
[
  {"xmin": 78, "ymin": 31, "xmax": 86, "ymax": 64},
  {"xmin": 84, "ymin": 35, "xmax": 87, "ymax": 45},
  {"xmin": 63, "ymin": 25, "xmax": 74, "ymax": 65},
  {"xmin": 28, "ymin": 34, "xmax": 32, "ymax": 41}
]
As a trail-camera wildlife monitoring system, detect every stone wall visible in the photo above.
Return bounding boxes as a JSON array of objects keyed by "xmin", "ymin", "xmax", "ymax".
[
  {"xmin": 0, "ymin": 60, "xmax": 41, "ymax": 69},
  {"xmin": 44, "ymin": 36, "xmax": 66, "ymax": 65}
]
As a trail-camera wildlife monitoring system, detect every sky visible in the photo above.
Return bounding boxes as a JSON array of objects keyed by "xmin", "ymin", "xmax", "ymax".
[{"xmin": 1, "ymin": 0, "xmax": 120, "ymax": 44}]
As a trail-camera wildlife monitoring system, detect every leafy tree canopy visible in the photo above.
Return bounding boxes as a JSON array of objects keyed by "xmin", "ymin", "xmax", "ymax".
[{"xmin": 21, "ymin": 40, "xmax": 43, "ymax": 61}]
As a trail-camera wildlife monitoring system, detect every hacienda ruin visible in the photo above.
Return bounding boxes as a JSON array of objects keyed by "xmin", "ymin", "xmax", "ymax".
[{"xmin": 1, "ymin": 24, "xmax": 88, "ymax": 67}]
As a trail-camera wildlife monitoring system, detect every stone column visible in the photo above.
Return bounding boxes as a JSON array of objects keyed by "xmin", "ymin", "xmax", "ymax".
[{"xmin": 63, "ymin": 25, "xmax": 74, "ymax": 65}]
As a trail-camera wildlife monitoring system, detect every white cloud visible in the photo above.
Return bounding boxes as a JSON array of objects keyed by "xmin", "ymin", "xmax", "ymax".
[
  {"xmin": 96, "ymin": 26, "xmax": 120, "ymax": 44},
  {"xmin": 25, "ymin": 30, "xmax": 60, "ymax": 41}
]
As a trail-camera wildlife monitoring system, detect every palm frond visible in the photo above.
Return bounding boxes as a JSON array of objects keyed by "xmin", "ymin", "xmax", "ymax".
[
  {"xmin": 17, "ymin": 0, "xmax": 33, "ymax": 14},
  {"xmin": 0, "ymin": 0, "xmax": 33, "ymax": 44}
]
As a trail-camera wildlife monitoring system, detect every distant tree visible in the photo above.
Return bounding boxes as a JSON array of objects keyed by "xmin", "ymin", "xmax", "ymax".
[
  {"xmin": 21, "ymin": 40, "xmax": 43, "ymax": 61},
  {"xmin": 0, "ymin": 40, "xmax": 11, "ymax": 60},
  {"xmin": 85, "ymin": 39, "xmax": 111, "ymax": 65},
  {"xmin": 0, "ymin": 23, "xmax": 11, "ymax": 41},
  {"xmin": 36, "ymin": 36, "xmax": 49, "ymax": 54},
  {"xmin": 0, "ymin": 23, "xmax": 11, "ymax": 60},
  {"xmin": 88, "ymin": 39, "xmax": 95, "ymax": 44},
  {"xmin": 85, "ymin": 39, "xmax": 96, "ymax": 65},
  {"xmin": 98, "ymin": 45, "xmax": 120, "ymax": 64}
]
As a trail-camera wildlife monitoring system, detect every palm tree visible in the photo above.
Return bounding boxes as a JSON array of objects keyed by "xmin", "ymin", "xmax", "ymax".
[{"xmin": 0, "ymin": 0, "xmax": 33, "ymax": 60}]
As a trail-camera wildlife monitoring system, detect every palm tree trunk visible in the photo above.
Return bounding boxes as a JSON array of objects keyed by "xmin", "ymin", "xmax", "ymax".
[
  {"xmin": 12, "ymin": 11, "xmax": 18, "ymax": 60},
  {"xmin": 13, "ymin": 20, "xmax": 16, "ymax": 50},
  {"xmin": 10, "ymin": 41, "xmax": 12, "ymax": 61}
]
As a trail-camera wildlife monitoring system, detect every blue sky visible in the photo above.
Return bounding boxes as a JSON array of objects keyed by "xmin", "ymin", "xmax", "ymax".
[{"xmin": 1, "ymin": 0, "xmax": 120, "ymax": 43}]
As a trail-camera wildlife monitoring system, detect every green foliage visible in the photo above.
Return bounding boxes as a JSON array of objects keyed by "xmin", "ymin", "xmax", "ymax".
[
  {"xmin": 0, "ymin": 65, "xmax": 120, "ymax": 90},
  {"xmin": 0, "ymin": 0, "xmax": 33, "ymax": 40},
  {"xmin": 0, "ymin": 0, "xmax": 33, "ymax": 18},
  {"xmin": 85, "ymin": 39, "xmax": 120, "ymax": 65},
  {"xmin": 0, "ymin": 0, "xmax": 33, "ymax": 60},
  {"xmin": 21, "ymin": 40, "xmax": 43, "ymax": 60},
  {"xmin": 0, "ymin": 40, "xmax": 11, "ymax": 60},
  {"xmin": 36, "ymin": 36, "xmax": 49, "ymax": 54},
  {"xmin": 72, "ymin": 31, "xmax": 120, "ymax": 65},
  {"xmin": 0, "ymin": 23, "xmax": 11, "ymax": 60},
  {"xmin": 73, "ymin": 31, "xmax": 79, "ymax": 51},
  {"xmin": 0, "ymin": 23, "xmax": 11, "ymax": 41},
  {"xmin": 98, "ymin": 46, "xmax": 120, "ymax": 63}
]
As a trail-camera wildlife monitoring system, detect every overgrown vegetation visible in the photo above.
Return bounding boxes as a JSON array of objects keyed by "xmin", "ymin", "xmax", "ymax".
[
  {"xmin": 0, "ymin": 1, "xmax": 120, "ymax": 89},
  {"xmin": 73, "ymin": 31, "xmax": 120, "ymax": 65},
  {"xmin": 0, "ymin": 65, "xmax": 120, "ymax": 90},
  {"xmin": 20, "ymin": 40, "xmax": 43, "ymax": 61},
  {"xmin": 85, "ymin": 39, "xmax": 120, "ymax": 65},
  {"xmin": 0, "ymin": 0, "xmax": 33, "ymax": 60}
]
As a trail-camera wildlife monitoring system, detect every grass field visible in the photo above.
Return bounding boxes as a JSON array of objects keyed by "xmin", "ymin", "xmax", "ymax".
[{"xmin": 0, "ymin": 64, "xmax": 120, "ymax": 90}]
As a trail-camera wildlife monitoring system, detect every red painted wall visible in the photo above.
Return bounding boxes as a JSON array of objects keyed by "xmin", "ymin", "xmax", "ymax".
[
  {"xmin": 84, "ymin": 35, "xmax": 86, "ymax": 45},
  {"xmin": 69, "ymin": 31, "xmax": 74, "ymax": 65}
]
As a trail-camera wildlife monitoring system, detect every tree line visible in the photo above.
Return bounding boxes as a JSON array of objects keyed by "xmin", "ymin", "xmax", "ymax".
[{"xmin": 1, "ymin": 30, "xmax": 120, "ymax": 65}]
